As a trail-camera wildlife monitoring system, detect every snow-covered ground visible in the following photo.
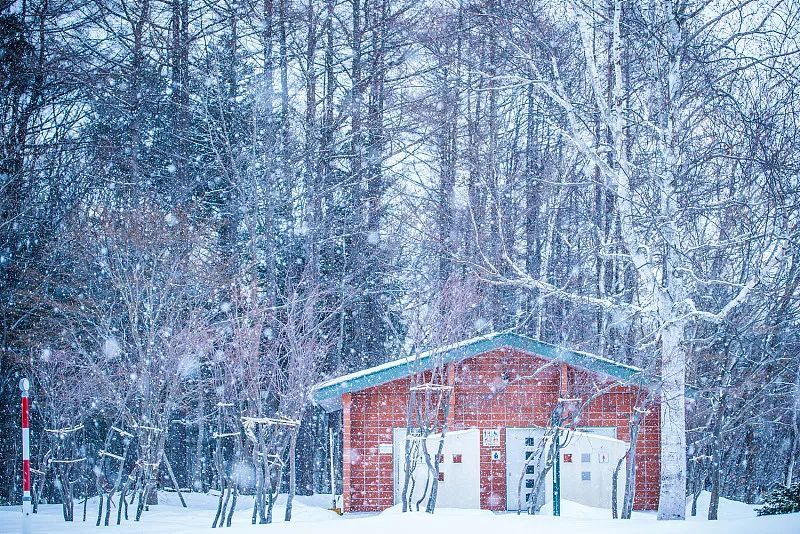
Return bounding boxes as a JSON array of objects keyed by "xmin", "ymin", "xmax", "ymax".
[{"xmin": 1, "ymin": 492, "xmax": 798, "ymax": 534}]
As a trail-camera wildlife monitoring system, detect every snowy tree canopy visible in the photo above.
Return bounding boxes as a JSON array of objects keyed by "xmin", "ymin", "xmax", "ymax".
[{"xmin": 0, "ymin": 0, "xmax": 798, "ymax": 524}]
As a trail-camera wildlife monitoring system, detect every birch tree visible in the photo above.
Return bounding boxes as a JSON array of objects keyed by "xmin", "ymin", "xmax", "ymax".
[{"xmin": 474, "ymin": 0, "xmax": 797, "ymax": 519}]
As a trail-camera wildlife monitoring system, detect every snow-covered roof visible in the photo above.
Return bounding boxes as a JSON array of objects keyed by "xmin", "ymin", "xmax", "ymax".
[{"xmin": 310, "ymin": 332, "xmax": 653, "ymax": 412}]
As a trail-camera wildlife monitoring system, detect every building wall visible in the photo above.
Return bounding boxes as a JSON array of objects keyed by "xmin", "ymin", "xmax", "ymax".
[{"xmin": 341, "ymin": 348, "xmax": 661, "ymax": 513}]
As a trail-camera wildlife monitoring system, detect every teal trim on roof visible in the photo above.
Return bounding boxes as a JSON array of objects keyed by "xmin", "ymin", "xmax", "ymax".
[{"xmin": 310, "ymin": 332, "xmax": 655, "ymax": 412}]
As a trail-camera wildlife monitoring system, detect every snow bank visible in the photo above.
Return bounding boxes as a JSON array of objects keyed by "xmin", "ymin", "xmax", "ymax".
[{"xmin": 0, "ymin": 492, "xmax": 797, "ymax": 534}]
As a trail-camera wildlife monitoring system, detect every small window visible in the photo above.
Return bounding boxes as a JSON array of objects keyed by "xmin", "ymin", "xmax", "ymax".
[
  {"xmin": 581, "ymin": 471, "xmax": 591, "ymax": 481},
  {"xmin": 581, "ymin": 453, "xmax": 591, "ymax": 463},
  {"xmin": 452, "ymin": 454, "xmax": 462, "ymax": 464},
  {"xmin": 525, "ymin": 451, "xmax": 534, "ymax": 460},
  {"xmin": 563, "ymin": 453, "xmax": 573, "ymax": 463},
  {"xmin": 525, "ymin": 493, "xmax": 531, "ymax": 502},
  {"xmin": 439, "ymin": 454, "xmax": 445, "ymax": 463},
  {"xmin": 438, "ymin": 472, "xmax": 445, "ymax": 482},
  {"xmin": 525, "ymin": 437, "xmax": 535, "ymax": 447},
  {"xmin": 525, "ymin": 465, "xmax": 535, "ymax": 474},
  {"xmin": 525, "ymin": 479, "xmax": 535, "ymax": 488}
]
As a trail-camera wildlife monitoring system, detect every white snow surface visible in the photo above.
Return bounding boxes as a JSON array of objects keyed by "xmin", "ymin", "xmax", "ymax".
[{"xmin": 1, "ymin": 491, "xmax": 798, "ymax": 534}]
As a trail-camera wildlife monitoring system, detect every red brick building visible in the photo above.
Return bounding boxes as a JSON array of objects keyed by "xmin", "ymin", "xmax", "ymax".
[{"xmin": 311, "ymin": 332, "xmax": 660, "ymax": 513}]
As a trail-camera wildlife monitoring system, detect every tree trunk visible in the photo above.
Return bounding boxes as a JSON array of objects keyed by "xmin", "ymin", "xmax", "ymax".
[
  {"xmin": 194, "ymin": 389, "xmax": 206, "ymax": 492},
  {"xmin": 657, "ymin": 321, "xmax": 687, "ymax": 520},
  {"xmin": 786, "ymin": 366, "xmax": 800, "ymax": 486},
  {"xmin": 285, "ymin": 429, "xmax": 298, "ymax": 521},
  {"xmin": 612, "ymin": 454, "xmax": 625, "ymax": 518},
  {"xmin": 425, "ymin": 390, "xmax": 451, "ymax": 513},
  {"xmin": 253, "ymin": 428, "xmax": 265, "ymax": 523},
  {"xmin": 265, "ymin": 466, "xmax": 276, "ymax": 524},
  {"xmin": 708, "ymin": 430, "xmax": 722, "ymax": 520},
  {"xmin": 621, "ymin": 415, "xmax": 641, "ymax": 519},
  {"xmin": 212, "ymin": 480, "xmax": 226, "ymax": 528},
  {"xmin": 524, "ymin": 79, "xmax": 542, "ymax": 335},
  {"xmin": 401, "ymin": 382, "xmax": 417, "ymax": 512},
  {"xmin": 163, "ymin": 451, "xmax": 186, "ymax": 507},
  {"xmin": 226, "ymin": 486, "xmax": 237, "ymax": 527}
]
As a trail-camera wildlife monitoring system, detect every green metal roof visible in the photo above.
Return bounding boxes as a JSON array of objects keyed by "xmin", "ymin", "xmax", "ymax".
[{"xmin": 310, "ymin": 332, "xmax": 656, "ymax": 412}]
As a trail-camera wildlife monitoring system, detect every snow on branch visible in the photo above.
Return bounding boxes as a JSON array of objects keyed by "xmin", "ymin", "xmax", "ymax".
[
  {"xmin": 132, "ymin": 424, "xmax": 164, "ymax": 433},
  {"xmin": 49, "ymin": 458, "xmax": 86, "ymax": 464},
  {"xmin": 265, "ymin": 453, "xmax": 285, "ymax": 466},
  {"xmin": 110, "ymin": 426, "xmax": 133, "ymax": 438},
  {"xmin": 44, "ymin": 424, "xmax": 84, "ymax": 435},
  {"xmin": 680, "ymin": 234, "xmax": 789, "ymax": 324},
  {"xmin": 409, "ymin": 383, "xmax": 453, "ymax": 392},
  {"xmin": 682, "ymin": 284, "xmax": 755, "ymax": 324},
  {"xmin": 98, "ymin": 449, "xmax": 125, "ymax": 461},
  {"xmin": 241, "ymin": 416, "xmax": 300, "ymax": 427},
  {"xmin": 493, "ymin": 255, "xmax": 651, "ymax": 315},
  {"xmin": 673, "ymin": 267, "xmax": 751, "ymax": 289},
  {"xmin": 211, "ymin": 432, "xmax": 240, "ymax": 439}
]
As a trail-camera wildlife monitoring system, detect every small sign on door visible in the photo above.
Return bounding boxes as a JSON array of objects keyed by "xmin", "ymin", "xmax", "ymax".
[{"xmin": 482, "ymin": 429, "xmax": 500, "ymax": 446}]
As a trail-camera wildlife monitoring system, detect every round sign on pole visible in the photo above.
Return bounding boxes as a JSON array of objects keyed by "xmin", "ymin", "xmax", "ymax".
[{"xmin": 19, "ymin": 378, "xmax": 29, "ymax": 392}]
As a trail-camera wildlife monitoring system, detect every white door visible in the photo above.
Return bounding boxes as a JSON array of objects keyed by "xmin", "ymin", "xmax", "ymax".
[
  {"xmin": 505, "ymin": 427, "xmax": 547, "ymax": 511},
  {"xmin": 558, "ymin": 429, "xmax": 628, "ymax": 509},
  {"xmin": 393, "ymin": 428, "xmax": 480, "ymax": 509}
]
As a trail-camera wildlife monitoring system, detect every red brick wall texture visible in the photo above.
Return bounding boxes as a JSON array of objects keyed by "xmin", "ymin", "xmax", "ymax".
[{"xmin": 341, "ymin": 348, "xmax": 661, "ymax": 513}]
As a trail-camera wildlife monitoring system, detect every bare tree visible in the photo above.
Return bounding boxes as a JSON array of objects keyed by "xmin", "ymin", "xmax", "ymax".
[{"xmin": 400, "ymin": 275, "xmax": 480, "ymax": 513}]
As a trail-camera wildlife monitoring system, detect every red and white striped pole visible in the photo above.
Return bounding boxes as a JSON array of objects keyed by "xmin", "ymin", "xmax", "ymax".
[{"xmin": 20, "ymin": 378, "xmax": 31, "ymax": 534}]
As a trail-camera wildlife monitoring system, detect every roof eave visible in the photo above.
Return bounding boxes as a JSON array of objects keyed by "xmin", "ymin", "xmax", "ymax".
[{"xmin": 310, "ymin": 333, "xmax": 653, "ymax": 412}]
